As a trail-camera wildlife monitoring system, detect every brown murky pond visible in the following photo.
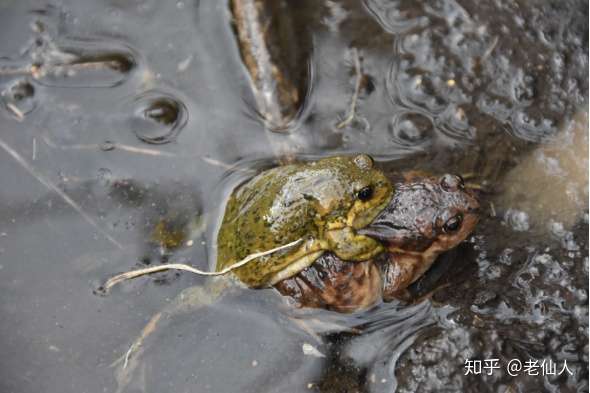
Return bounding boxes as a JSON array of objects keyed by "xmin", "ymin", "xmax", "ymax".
[{"xmin": 0, "ymin": 1, "xmax": 587, "ymax": 392}]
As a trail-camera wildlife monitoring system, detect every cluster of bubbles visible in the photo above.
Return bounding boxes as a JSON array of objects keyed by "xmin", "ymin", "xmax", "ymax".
[
  {"xmin": 364, "ymin": 0, "xmax": 587, "ymax": 146},
  {"xmin": 394, "ymin": 215, "xmax": 588, "ymax": 392}
]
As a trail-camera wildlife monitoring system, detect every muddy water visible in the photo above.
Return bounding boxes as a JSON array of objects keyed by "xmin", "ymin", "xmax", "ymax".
[{"xmin": 0, "ymin": 1, "xmax": 587, "ymax": 392}]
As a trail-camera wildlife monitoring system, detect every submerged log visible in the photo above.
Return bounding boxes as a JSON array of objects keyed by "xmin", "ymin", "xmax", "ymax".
[{"xmin": 230, "ymin": 0, "xmax": 311, "ymax": 132}]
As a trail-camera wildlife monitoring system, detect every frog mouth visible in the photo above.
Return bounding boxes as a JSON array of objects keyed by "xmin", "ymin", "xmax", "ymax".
[
  {"xmin": 358, "ymin": 222, "xmax": 410, "ymax": 242},
  {"xmin": 356, "ymin": 174, "xmax": 481, "ymax": 250},
  {"xmin": 357, "ymin": 222, "xmax": 433, "ymax": 252},
  {"xmin": 358, "ymin": 208, "xmax": 480, "ymax": 253}
]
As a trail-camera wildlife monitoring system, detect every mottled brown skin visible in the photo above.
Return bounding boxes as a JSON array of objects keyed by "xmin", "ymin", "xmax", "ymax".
[
  {"xmin": 274, "ymin": 253, "xmax": 382, "ymax": 312},
  {"xmin": 275, "ymin": 173, "xmax": 479, "ymax": 311}
]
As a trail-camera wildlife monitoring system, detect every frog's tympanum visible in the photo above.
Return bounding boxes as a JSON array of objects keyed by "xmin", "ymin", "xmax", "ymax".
[
  {"xmin": 216, "ymin": 154, "xmax": 393, "ymax": 288},
  {"xmin": 274, "ymin": 172, "xmax": 479, "ymax": 312}
]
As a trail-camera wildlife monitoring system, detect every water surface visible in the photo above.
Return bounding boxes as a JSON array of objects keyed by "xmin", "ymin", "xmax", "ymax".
[{"xmin": 0, "ymin": 1, "xmax": 587, "ymax": 392}]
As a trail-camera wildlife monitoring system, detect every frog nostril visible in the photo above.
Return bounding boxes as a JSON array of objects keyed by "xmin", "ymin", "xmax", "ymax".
[{"xmin": 440, "ymin": 174, "xmax": 463, "ymax": 191}]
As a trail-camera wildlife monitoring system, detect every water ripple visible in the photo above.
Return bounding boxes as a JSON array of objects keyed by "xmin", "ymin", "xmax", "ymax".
[
  {"xmin": 388, "ymin": 111, "xmax": 434, "ymax": 151},
  {"xmin": 363, "ymin": 0, "xmax": 429, "ymax": 34},
  {"xmin": 345, "ymin": 301, "xmax": 435, "ymax": 393},
  {"xmin": 376, "ymin": 0, "xmax": 586, "ymax": 144},
  {"xmin": 1, "ymin": 79, "xmax": 37, "ymax": 119},
  {"xmin": 128, "ymin": 90, "xmax": 188, "ymax": 145}
]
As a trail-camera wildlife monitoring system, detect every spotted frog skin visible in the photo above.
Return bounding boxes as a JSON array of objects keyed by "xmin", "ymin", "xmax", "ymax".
[
  {"xmin": 274, "ymin": 172, "xmax": 480, "ymax": 312},
  {"xmin": 216, "ymin": 155, "xmax": 393, "ymax": 288}
]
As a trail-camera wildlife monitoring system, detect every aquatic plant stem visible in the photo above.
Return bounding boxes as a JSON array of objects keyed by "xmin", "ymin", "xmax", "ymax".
[
  {"xmin": 103, "ymin": 238, "xmax": 303, "ymax": 292},
  {"xmin": 336, "ymin": 48, "xmax": 362, "ymax": 129}
]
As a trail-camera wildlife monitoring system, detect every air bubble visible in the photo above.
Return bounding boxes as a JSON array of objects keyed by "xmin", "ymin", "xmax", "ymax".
[
  {"xmin": 130, "ymin": 91, "xmax": 187, "ymax": 145},
  {"xmin": 2, "ymin": 80, "xmax": 37, "ymax": 117},
  {"xmin": 388, "ymin": 112, "xmax": 434, "ymax": 148},
  {"xmin": 100, "ymin": 140, "xmax": 116, "ymax": 151}
]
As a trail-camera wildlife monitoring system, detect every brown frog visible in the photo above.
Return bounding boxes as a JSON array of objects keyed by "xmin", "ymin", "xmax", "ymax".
[{"xmin": 274, "ymin": 173, "xmax": 479, "ymax": 312}]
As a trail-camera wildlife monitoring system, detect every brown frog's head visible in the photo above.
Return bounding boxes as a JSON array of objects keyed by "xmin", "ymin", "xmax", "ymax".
[
  {"xmin": 275, "ymin": 172, "xmax": 480, "ymax": 311},
  {"xmin": 358, "ymin": 173, "xmax": 479, "ymax": 298}
]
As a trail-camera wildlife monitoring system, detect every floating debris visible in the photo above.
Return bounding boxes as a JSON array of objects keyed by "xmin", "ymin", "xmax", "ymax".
[
  {"xmin": 231, "ymin": 0, "xmax": 311, "ymax": 131},
  {"xmin": 302, "ymin": 342, "xmax": 325, "ymax": 358}
]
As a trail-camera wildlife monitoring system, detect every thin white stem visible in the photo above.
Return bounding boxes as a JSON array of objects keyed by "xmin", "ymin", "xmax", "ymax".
[
  {"xmin": 336, "ymin": 48, "xmax": 362, "ymax": 129},
  {"xmin": 103, "ymin": 238, "xmax": 303, "ymax": 291},
  {"xmin": 6, "ymin": 103, "xmax": 24, "ymax": 121}
]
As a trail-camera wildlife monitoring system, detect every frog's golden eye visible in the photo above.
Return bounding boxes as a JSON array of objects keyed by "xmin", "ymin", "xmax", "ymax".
[
  {"xmin": 357, "ymin": 186, "xmax": 374, "ymax": 201},
  {"xmin": 443, "ymin": 214, "xmax": 463, "ymax": 233}
]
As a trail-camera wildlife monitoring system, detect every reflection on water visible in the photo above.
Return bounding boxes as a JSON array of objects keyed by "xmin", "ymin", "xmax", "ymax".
[{"xmin": 0, "ymin": 0, "xmax": 586, "ymax": 392}]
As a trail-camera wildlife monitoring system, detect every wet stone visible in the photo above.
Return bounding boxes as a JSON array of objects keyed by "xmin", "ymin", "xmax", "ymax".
[{"xmin": 473, "ymin": 290, "xmax": 497, "ymax": 306}]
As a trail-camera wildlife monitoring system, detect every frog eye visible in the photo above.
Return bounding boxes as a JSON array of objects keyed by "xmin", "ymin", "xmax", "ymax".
[
  {"xmin": 443, "ymin": 214, "xmax": 463, "ymax": 233},
  {"xmin": 357, "ymin": 186, "xmax": 374, "ymax": 201}
]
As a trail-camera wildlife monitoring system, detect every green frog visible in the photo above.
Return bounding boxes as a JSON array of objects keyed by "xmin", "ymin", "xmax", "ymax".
[{"xmin": 216, "ymin": 154, "xmax": 393, "ymax": 287}]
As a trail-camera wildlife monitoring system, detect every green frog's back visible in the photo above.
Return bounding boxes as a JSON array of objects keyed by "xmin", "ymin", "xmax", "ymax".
[{"xmin": 216, "ymin": 155, "xmax": 392, "ymax": 288}]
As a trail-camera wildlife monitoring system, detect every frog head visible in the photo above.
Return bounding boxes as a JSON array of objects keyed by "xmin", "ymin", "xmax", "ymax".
[
  {"xmin": 315, "ymin": 154, "xmax": 393, "ymax": 263},
  {"xmin": 358, "ymin": 173, "xmax": 479, "ymax": 291},
  {"xmin": 319, "ymin": 154, "xmax": 392, "ymax": 228}
]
